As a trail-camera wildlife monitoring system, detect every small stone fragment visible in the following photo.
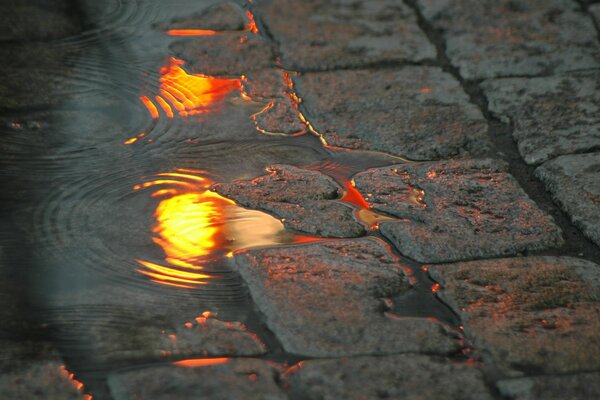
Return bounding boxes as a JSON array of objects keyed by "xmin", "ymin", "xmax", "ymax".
[
  {"xmin": 252, "ymin": 98, "xmax": 305, "ymax": 136},
  {"xmin": 108, "ymin": 359, "xmax": 285, "ymax": 400},
  {"xmin": 286, "ymin": 354, "xmax": 493, "ymax": 400},
  {"xmin": 429, "ymin": 257, "xmax": 600, "ymax": 376},
  {"xmin": 482, "ymin": 72, "xmax": 600, "ymax": 165},
  {"xmin": 214, "ymin": 165, "xmax": 365, "ymax": 237},
  {"xmin": 354, "ymin": 159, "xmax": 563, "ymax": 263},
  {"xmin": 257, "ymin": 0, "xmax": 436, "ymax": 70},
  {"xmin": 497, "ymin": 372, "xmax": 600, "ymax": 400},
  {"xmin": 161, "ymin": 2, "xmax": 246, "ymax": 32},
  {"xmin": 295, "ymin": 67, "xmax": 490, "ymax": 160},
  {"xmin": 416, "ymin": 0, "xmax": 600, "ymax": 79},
  {"xmin": 535, "ymin": 153, "xmax": 600, "ymax": 247},
  {"xmin": 234, "ymin": 237, "xmax": 459, "ymax": 357}
]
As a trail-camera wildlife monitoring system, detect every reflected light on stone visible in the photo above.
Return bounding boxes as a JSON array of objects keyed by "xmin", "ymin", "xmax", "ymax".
[
  {"xmin": 135, "ymin": 170, "xmax": 319, "ymax": 288},
  {"xmin": 173, "ymin": 357, "xmax": 231, "ymax": 368}
]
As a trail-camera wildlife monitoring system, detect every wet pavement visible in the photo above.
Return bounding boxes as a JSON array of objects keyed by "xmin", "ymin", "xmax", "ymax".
[{"xmin": 0, "ymin": 0, "xmax": 599, "ymax": 399}]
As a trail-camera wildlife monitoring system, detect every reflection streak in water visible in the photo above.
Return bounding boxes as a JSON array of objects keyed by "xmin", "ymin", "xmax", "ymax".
[
  {"xmin": 173, "ymin": 357, "xmax": 231, "ymax": 368},
  {"xmin": 134, "ymin": 170, "xmax": 317, "ymax": 289}
]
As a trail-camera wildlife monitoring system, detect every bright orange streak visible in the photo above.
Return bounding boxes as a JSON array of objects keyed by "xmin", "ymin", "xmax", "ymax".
[
  {"xmin": 174, "ymin": 358, "xmax": 231, "ymax": 368},
  {"xmin": 245, "ymin": 10, "xmax": 259, "ymax": 33},
  {"xmin": 140, "ymin": 95, "xmax": 159, "ymax": 119},
  {"xmin": 156, "ymin": 172, "xmax": 208, "ymax": 182},
  {"xmin": 137, "ymin": 269, "xmax": 209, "ymax": 285},
  {"xmin": 155, "ymin": 95, "xmax": 174, "ymax": 118},
  {"xmin": 150, "ymin": 279, "xmax": 194, "ymax": 289},
  {"xmin": 59, "ymin": 365, "xmax": 92, "ymax": 399},
  {"xmin": 136, "ymin": 260, "xmax": 213, "ymax": 280},
  {"xmin": 166, "ymin": 29, "xmax": 218, "ymax": 36},
  {"xmin": 123, "ymin": 137, "xmax": 138, "ymax": 145},
  {"xmin": 341, "ymin": 179, "xmax": 370, "ymax": 210}
]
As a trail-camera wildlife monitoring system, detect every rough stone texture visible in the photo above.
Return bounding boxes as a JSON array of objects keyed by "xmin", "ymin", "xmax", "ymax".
[
  {"xmin": 535, "ymin": 153, "xmax": 600, "ymax": 247},
  {"xmin": 257, "ymin": 0, "xmax": 436, "ymax": 71},
  {"xmin": 108, "ymin": 359, "xmax": 285, "ymax": 400},
  {"xmin": 0, "ymin": 361, "xmax": 86, "ymax": 400},
  {"xmin": 82, "ymin": 311, "xmax": 267, "ymax": 365},
  {"xmin": 482, "ymin": 72, "xmax": 600, "ymax": 165},
  {"xmin": 417, "ymin": 0, "xmax": 600, "ymax": 79},
  {"xmin": 497, "ymin": 372, "xmax": 600, "ymax": 400},
  {"xmin": 214, "ymin": 165, "xmax": 366, "ymax": 237},
  {"xmin": 234, "ymin": 237, "xmax": 460, "ymax": 357},
  {"xmin": 170, "ymin": 34, "xmax": 275, "ymax": 76},
  {"xmin": 253, "ymin": 98, "xmax": 306, "ymax": 136},
  {"xmin": 591, "ymin": 4, "xmax": 600, "ymax": 25},
  {"xmin": 429, "ymin": 257, "xmax": 600, "ymax": 376},
  {"xmin": 353, "ymin": 159, "xmax": 564, "ymax": 263},
  {"xmin": 161, "ymin": 2, "xmax": 246, "ymax": 32},
  {"xmin": 295, "ymin": 67, "xmax": 490, "ymax": 160},
  {"xmin": 286, "ymin": 354, "xmax": 493, "ymax": 400},
  {"xmin": 0, "ymin": 2, "xmax": 81, "ymax": 41}
]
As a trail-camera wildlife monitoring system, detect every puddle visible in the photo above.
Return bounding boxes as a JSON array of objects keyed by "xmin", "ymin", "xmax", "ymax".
[{"xmin": 0, "ymin": 0, "xmax": 467, "ymax": 398}]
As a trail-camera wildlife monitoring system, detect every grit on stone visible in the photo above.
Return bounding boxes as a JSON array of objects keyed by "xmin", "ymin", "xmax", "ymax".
[
  {"xmin": 353, "ymin": 159, "xmax": 564, "ymax": 263},
  {"xmin": 429, "ymin": 257, "xmax": 600, "ymax": 376},
  {"xmin": 295, "ymin": 67, "xmax": 490, "ymax": 160},
  {"xmin": 497, "ymin": 372, "xmax": 600, "ymax": 400},
  {"xmin": 234, "ymin": 237, "xmax": 460, "ymax": 357},
  {"xmin": 214, "ymin": 165, "xmax": 366, "ymax": 237},
  {"xmin": 285, "ymin": 355, "xmax": 493, "ymax": 400},
  {"xmin": 535, "ymin": 153, "xmax": 600, "ymax": 247},
  {"xmin": 108, "ymin": 359, "xmax": 285, "ymax": 400},
  {"xmin": 256, "ymin": 0, "xmax": 435, "ymax": 71},
  {"xmin": 416, "ymin": 0, "xmax": 600, "ymax": 80},
  {"xmin": 482, "ymin": 72, "xmax": 600, "ymax": 165}
]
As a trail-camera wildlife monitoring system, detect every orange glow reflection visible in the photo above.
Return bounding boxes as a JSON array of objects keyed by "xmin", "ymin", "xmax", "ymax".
[
  {"xmin": 173, "ymin": 357, "xmax": 231, "ymax": 368},
  {"xmin": 166, "ymin": 29, "xmax": 218, "ymax": 36},
  {"xmin": 59, "ymin": 365, "xmax": 92, "ymax": 399},
  {"xmin": 139, "ymin": 58, "xmax": 241, "ymax": 120},
  {"xmin": 135, "ymin": 170, "xmax": 321, "ymax": 288}
]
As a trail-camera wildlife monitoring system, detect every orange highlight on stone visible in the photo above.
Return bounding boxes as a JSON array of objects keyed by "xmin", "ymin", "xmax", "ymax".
[
  {"xmin": 174, "ymin": 358, "xmax": 231, "ymax": 368},
  {"xmin": 166, "ymin": 29, "xmax": 218, "ymax": 36}
]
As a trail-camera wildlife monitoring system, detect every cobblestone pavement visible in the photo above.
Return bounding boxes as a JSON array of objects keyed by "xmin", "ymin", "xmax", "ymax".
[{"xmin": 1, "ymin": 0, "xmax": 600, "ymax": 399}]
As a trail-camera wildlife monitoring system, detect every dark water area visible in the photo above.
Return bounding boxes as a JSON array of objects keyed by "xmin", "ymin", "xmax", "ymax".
[{"xmin": 0, "ymin": 1, "xmax": 463, "ymax": 398}]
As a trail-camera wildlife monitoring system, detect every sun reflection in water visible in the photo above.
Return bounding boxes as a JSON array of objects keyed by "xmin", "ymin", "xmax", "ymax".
[{"xmin": 134, "ymin": 170, "xmax": 317, "ymax": 288}]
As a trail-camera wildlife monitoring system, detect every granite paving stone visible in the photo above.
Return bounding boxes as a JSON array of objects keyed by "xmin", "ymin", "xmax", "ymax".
[
  {"xmin": 497, "ymin": 372, "xmax": 600, "ymax": 400},
  {"xmin": 353, "ymin": 159, "xmax": 564, "ymax": 263},
  {"xmin": 256, "ymin": 0, "xmax": 436, "ymax": 71},
  {"xmin": 214, "ymin": 164, "xmax": 366, "ymax": 237},
  {"xmin": 482, "ymin": 72, "xmax": 600, "ymax": 165},
  {"xmin": 295, "ymin": 67, "xmax": 490, "ymax": 160},
  {"xmin": 535, "ymin": 153, "xmax": 600, "ymax": 247},
  {"xmin": 160, "ymin": 2, "xmax": 246, "ymax": 32},
  {"xmin": 234, "ymin": 237, "xmax": 460, "ymax": 357},
  {"xmin": 108, "ymin": 359, "xmax": 286, "ymax": 400},
  {"xmin": 429, "ymin": 257, "xmax": 600, "ymax": 376},
  {"xmin": 286, "ymin": 354, "xmax": 493, "ymax": 400},
  {"xmin": 416, "ymin": 0, "xmax": 600, "ymax": 80}
]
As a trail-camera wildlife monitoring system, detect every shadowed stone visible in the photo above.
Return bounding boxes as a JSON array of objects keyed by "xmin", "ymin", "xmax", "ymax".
[
  {"xmin": 535, "ymin": 153, "xmax": 600, "ymax": 247},
  {"xmin": 257, "ymin": 0, "xmax": 435, "ymax": 70},
  {"xmin": 429, "ymin": 257, "xmax": 600, "ymax": 376},
  {"xmin": 214, "ymin": 165, "xmax": 365, "ymax": 237},
  {"xmin": 416, "ymin": 0, "xmax": 600, "ymax": 79},
  {"xmin": 160, "ymin": 2, "xmax": 246, "ymax": 32},
  {"xmin": 0, "ymin": 2, "xmax": 81, "ymax": 41},
  {"xmin": 482, "ymin": 72, "xmax": 600, "ymax": 165},
  {"xmin": 286, "ymin": 355, "xmax": 493, "ymax": 400},
  {"xmin": 0, "ymin": 361, "xmax": 86, "ymax": 400},
  {"xmin": 591, "ymin": 4, "xmax": 600, "ymax": 25},
  {"xmin": 497, "ymin": 373, "xmax": 600, "ymax": 400},
  {"xmin": 108, "ymin": 359, "xmax": 285, "ymax": 400},
  {"xmin": 170, "ymin": 34, "xmax": 275, "ymax": 76},
  {"xmin": 234, "ymin": 237, "xmax": 460, "ymax": 357},
  {"xmin": 353, "ymin": 159, "xmax": 563, "ymax": 263},
  {"xmin": 295, "ymin": 67, "xmax": 490, "ymax": 160}
]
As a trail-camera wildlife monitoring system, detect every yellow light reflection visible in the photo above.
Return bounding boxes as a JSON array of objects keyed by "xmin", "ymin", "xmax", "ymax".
[{"xmin": 135, "ymin": 170, "xmax": 318, "ymax": 288}]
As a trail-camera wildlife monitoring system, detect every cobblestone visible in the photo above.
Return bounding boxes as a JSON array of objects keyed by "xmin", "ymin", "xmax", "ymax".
[
  {"xmin": 160, "ymin": 2, "xmax": 246, "ymax": 32},
  {"xmin": 234, "ymin": 238, "xmax": 460, "ymax": 357},
  {"xmin": 482, "ymin": 72, "xmax": 600, "ymax": 165},
  {"xmin": 535, "ymin": 153, "xmax": 600, "ymax": 247},
  {"xmin": 416, "ymin": 0, "xmax": 600, "ymax": 80},
  {"xmin": 295, "ymin": 67, "xmax": 490, "ymax": 160},
  {"xmin": 285, "ymin": 354, "xmax": 493, "ymax": 400},
  {"xmin": 257, "ymin": 0, "xmax": 435, "ymax": 70},
  {"xmin": 497, "ymin": 373, "xmax": 600, "ymax": 400},
  {"xmin": 429, "ymin": 257, "xmax": 600, "ymax": 376},
  {"xmin": 214, "ymin": 165, "xmax": 365, "ymax": 237},
  {"xmin": 353, "ymin": 159, "xmax": 564, "ymax": 263},
  {"xmin": 0, "ymin": 361, "xmax": 85, "ymax": 400}
]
